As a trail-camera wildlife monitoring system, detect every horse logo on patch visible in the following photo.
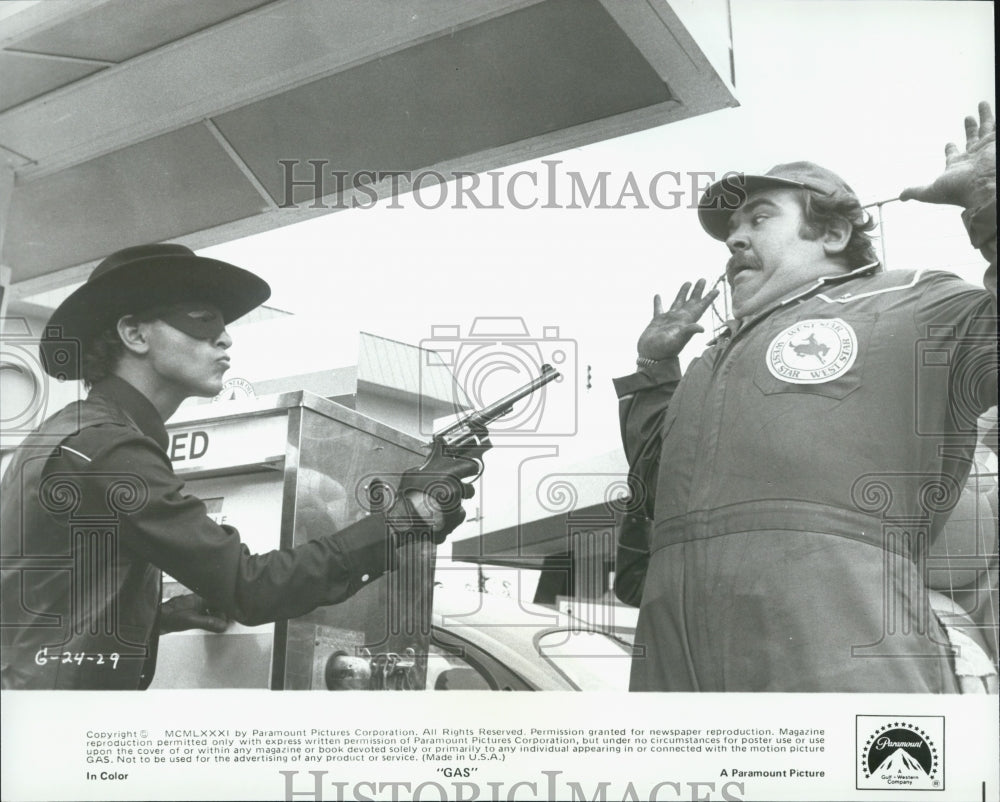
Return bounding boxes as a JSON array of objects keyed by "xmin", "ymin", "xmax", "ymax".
[{"xmin": 766, "ymin": 318, "xmax": 857, "ymax": 384}]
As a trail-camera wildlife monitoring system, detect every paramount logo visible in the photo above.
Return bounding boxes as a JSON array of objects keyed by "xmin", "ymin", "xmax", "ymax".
[
  {"xmin": 874, "ymin": 747, "xmax": 929, "ymax": 779},
  {"xmin": 856, "ymin": 716, "xmax": 944, "ymax": 791}
]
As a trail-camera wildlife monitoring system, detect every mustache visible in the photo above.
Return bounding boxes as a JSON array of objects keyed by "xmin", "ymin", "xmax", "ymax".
[{"xmin": 726, "ymin": 253, "xmax": 761, "ymax": 281}]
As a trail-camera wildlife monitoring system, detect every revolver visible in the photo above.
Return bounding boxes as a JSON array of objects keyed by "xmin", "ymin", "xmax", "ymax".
[
  {"xmin": 366, "ymin": 363, "xmax": 561, "ymax": 530},
  {"xmin": 420, "ymin": 362, "xmax": 561, "ymax": 477},
  {"xmin": 365, "ymin": 364, "xmax": 561, "ymax": 519}
]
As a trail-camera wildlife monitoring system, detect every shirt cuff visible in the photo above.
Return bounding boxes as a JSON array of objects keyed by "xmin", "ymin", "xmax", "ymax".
[
  {"xmin": 330, "ymin": 514, "xmax": 398, "ymax": 592},
  {"xmin": 962, "ymin": 198, "xmax": 997, "ymax": 250},
  {"xmin": 612, "ymin": 357, "xmax": 682, "ymax": 398}
]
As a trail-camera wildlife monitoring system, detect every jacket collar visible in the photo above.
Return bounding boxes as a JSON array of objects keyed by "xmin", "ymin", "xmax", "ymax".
[
  {"xmin": 709, "ymin": 261, "xmax": 881, "ymax": 344},
  {"xmin": 89, "ymin": 376, "xmax": 169, "ymax": 452}
]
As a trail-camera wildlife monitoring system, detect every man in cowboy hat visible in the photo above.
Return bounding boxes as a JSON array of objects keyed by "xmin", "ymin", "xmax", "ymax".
[
  {"xmin": 614, "ymin": 103, "xmax": 997, "ymax": 692},
  {"xmin": 0, "ymin": 244, "xmax": 475, "ymax": 689}
]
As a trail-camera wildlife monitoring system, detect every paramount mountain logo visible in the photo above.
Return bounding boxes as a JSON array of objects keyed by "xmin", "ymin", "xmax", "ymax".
[
  {"xmin": 857, "ymin": 716, "xmax": 944, "ymax": 791},
  {"xmin": 876, "ymin": 746, "xmax": 927, "ymax": 775}
]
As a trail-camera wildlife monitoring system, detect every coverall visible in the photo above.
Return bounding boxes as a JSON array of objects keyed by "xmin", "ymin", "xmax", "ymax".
[{"xmin": 614, "ymin": 201, "xmax": 997, "ymax": 692}]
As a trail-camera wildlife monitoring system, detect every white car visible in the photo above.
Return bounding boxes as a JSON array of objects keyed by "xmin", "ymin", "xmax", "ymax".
[{"xmin": 427, "ymin": 589, "xmax": 633, "ymax": 691}]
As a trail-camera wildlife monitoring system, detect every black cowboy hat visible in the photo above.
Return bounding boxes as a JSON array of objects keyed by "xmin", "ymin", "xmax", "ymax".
[{"xmin": 40, "ymin": 243, "xmax": 271, "ymax": 379}]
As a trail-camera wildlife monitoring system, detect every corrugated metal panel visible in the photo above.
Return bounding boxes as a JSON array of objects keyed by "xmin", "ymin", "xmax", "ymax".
[
  {"xmin": 231, "ymin": 304, "xmax": 291, "ymax": 327},
  {"xmin": 357, "ymin": 332, "xmax": 470, "ymax": 408}
]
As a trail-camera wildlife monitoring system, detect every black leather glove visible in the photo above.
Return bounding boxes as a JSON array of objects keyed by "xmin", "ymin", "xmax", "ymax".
[
  {"xmin": 159, "ymin": 593, "xmax": 229, "ymax": 634},
  {"xmin": 378, "ymin": 458, "xmax": 478, "ymax": 545}
]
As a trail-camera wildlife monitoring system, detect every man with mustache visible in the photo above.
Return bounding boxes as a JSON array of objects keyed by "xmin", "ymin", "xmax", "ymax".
[
  {"xmin": 614, "ymin": 103, "xmax": 996, "ymax": 692},
  {"xmin": 0, "ymin": 244, "xmax": 476, "ymax": 689}
]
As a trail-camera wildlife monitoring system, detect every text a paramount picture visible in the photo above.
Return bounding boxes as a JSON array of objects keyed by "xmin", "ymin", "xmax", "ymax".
[{"xmin": 0, "ymin": 1, "xmax": 998, "ymax": 801}]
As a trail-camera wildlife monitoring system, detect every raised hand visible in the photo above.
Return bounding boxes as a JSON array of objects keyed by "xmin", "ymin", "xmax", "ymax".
[
  {"xmin": 900, "ymin": 101, "xmax": 996, "ymax": 210},
  {"xmin": 636, "ymin": 279, "xmax": 719, "ymax": 361}
]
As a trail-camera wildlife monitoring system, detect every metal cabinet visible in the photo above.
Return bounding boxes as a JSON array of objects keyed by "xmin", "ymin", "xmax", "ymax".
[{"xmin": 150, "ymin": 391, "xmax": 429, "ymax": 689}]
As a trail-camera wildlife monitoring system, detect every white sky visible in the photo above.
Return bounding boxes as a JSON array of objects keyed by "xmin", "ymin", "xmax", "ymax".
[{"xmin": 200, "ymin": 0, "xmax": 996, "ymax": 473}]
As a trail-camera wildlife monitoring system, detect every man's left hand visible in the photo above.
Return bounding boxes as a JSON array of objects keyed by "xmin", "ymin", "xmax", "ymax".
[
  {"xmin": 159, "ymin": 593, "xmax": 229, "ymax": 634},
  {"xmin": 901, "ymin": 101, "xmax": 995, "ymax": 209},
  {"xmin": 636, "ymin": 279, "xmax": 719, "ymax": 361}
]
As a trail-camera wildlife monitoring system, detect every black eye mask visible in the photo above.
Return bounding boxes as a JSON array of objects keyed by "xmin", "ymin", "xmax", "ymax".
[{"xmin": 152, "ymin": 303, "xmax": 226, "ymax": 340}]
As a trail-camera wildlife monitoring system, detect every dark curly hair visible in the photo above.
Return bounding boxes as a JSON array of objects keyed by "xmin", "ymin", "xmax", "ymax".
[
  {"xmin": 80, "ymin": 310, "xmax": 160, "ymax": 389},
  {"xmin": 80, "ymin": 327, "xmax": 126, "ymax": 389},
  {"xmin": 797, "ymin": 188, "xmax": 879, "ymax": 269}
]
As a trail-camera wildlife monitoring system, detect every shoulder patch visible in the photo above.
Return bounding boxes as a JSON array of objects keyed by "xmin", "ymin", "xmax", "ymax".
[{"xmin": 766, "ymin": 318, "xmax": 858, "ymax": 384}]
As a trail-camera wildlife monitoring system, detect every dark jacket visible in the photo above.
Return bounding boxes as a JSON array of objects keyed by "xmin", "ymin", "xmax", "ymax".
[{"xmin": 1, "ymin": 377, "xmax": 393, "ymax": 689}]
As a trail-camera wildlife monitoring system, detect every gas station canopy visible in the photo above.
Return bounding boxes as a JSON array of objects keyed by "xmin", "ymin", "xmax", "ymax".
[{"xmin": 0, "ymin": 0, "xmax": 735, "ymax": 299}]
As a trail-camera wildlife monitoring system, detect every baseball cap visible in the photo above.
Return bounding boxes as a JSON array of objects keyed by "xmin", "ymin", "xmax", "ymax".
[{"xmin": 698, "ymin": 161, "xmax": 863, "ymax": 240}]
